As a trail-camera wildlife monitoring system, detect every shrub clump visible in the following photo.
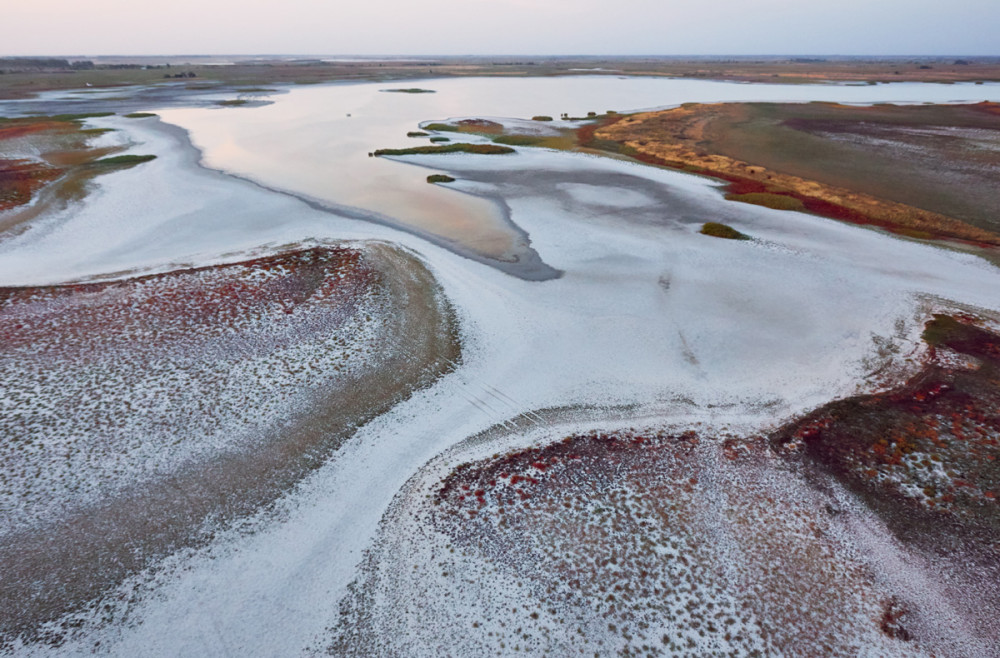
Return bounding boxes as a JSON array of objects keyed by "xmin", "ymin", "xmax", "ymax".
[
  {"xmin": 429, "ymin": 136, "xmax": 450, "ymax": 143},
  {"xmin": 407, "ymin": 131, "xmax": 429, "ymax": 138},
  {"xmin": 89, "ymin": 154, "xmax": 157, "ymax": 167},
  {"xmin": 124, "ymin": 112, "xmax": 156, "ymax": 119},
  {"xmin": 700, "ymin": 222, "xmax": 751, "ymax": 240},
  {"xmin": 531, "ymin": 115, "xmax": 553, "ymax": 121},
  {"xmin": 427, "ymin": 174, "xmax": 455, "ymax": 184},
  {"xmin": 493, "ymin": 135, "xmax": 545, "ymax": 147},
  {"xmin": 48, "ymin": 112, "xmax": 115, "ymax": 122}
]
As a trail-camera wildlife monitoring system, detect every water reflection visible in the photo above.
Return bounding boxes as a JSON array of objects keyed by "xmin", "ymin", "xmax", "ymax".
[{"xmin": 155, "ymin": 77, "xmax": 1000, "ymax": 264}]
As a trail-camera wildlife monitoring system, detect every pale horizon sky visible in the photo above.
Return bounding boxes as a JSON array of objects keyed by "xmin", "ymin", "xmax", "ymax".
[{"xmin": 3, "ymin": 0, "xmax": 998, "ymax": 57}]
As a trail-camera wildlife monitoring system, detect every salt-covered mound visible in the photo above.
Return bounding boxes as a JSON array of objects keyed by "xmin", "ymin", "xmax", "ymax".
[
  {"xmin": 0, "ymin": 243, "xmax": 458, "ymax": 645},
  {"xmin": 325, "ymin": 374, "xmax": 998, "ymax": 656}
]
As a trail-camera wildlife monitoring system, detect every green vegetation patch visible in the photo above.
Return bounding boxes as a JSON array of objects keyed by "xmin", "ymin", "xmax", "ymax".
[
  {"xmin": 423, "ymin": 123, "xmax": 460, "ymax": 132},
  {"xmin": 407, "ymin": 131, "xmax": 429, "ymax": 137},
  {"xmin": 381, "ymin": 88, "xmax": 436, "ymax": 94},
  {"xmin": 700, "ymin": 222, "xmax": 751, "ymax": 240},
  {"xmin": 532, "ymin": 115, "xmax": 553, "ymax": 121},
  {"xmin": 427, "ymin": 174, "xmax": 456, "ymax": 184},
  {"xmin": 422, "ymin": 119, "xmax": 504, "ymax": 135},
  {"xmin": 216, "ymin": 99, "xmax": 248, "ymax": 107},
  {"xmin": 124, "ymin": 112, "xmax": 157, "ymax": 119},
  {"xmin": 922, "ymin": 314, "xmax": 1000, "ymax": 358},
  {"xmin": 725, "ymin": 192, "xmax": 805, "ymax": 211},
  {"xmin": 89, "ymin": 154, "xmax": 157, "ymax": 168},
  {"xmin": 373, "ymin": 143, "xmax": 515, "ymax": 156},
  {"xmin": 39, "ymin": 112, "xmax": 115, "ymax": 122},
  {"xmin": 493, "ymin": 135, "xmax": 546, "ymax": 147},
  {"xmin": 429, "ymin": 136, "xmax": 450, "ymax": 143}
]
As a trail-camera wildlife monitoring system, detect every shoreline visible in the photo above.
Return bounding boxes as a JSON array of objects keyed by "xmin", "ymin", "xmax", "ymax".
[
  {"xmin": 2, "ymin": 74, "xmax": 1000, "ymax": 654},
  {"xmin": 4, "ymin": 56, "xmax": 1000, "ymax": 100}
]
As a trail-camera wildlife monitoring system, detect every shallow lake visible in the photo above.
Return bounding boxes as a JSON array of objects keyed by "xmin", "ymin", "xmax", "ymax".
[{"xmin": 155, "ymin": 76, "xmax": 1000, "ymax": 263}]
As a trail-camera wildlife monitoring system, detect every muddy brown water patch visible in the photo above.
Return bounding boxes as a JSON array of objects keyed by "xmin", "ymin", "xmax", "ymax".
[{"xmin": 0, "ymin": 244, "xmax": 459, "ymax": 647}]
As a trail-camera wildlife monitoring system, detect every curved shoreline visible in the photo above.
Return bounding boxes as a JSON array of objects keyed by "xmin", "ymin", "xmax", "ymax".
[
  {"xmin": 0, "ymin": 243, "xmax": 460, "ymax": 646},
  {"xmin": 149, "ymin": 118, "xmax": 562, "ymax": 282}
]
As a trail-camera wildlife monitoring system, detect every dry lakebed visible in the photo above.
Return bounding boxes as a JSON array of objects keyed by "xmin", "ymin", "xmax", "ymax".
[{"xmin": 1, "ymin": 74, "xmax": 1000, "ymax": 656}]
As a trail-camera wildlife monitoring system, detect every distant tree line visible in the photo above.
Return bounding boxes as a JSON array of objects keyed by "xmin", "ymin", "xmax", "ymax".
[
  {"xmin": 0, "ymin": 58, "xmax": 203, "ymax": 75},
  {"xmin": 0, "ymin": 57, "xmax": 94, "ymax": 71}
]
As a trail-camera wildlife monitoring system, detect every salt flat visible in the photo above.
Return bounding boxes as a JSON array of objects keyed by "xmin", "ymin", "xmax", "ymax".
[{"xmin": 2, "ymin": 78, "xmax": 999, "ymax": 655}]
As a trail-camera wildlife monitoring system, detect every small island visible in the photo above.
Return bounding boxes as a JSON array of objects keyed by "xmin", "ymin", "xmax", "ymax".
[
  {"xmin": 372, "ymin": 143, "xmax": 515, "ymax": 156},
  {"xmin": 381, "ymin": 88, "xmax": 436, "ymax": 94},
  {"xmin": 700, "ymin": 222, "xmax": 751, "ymax": 240}
]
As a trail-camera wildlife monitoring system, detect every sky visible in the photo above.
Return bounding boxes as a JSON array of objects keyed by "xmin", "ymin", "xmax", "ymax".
[{"xmin": 2, "ymin": 0, "xmax": 998, "ymax": 57}]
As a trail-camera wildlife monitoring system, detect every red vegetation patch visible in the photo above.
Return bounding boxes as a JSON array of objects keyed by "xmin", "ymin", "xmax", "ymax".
[
  {"xmin": 775, "ymin": 313, "xmax": 1000, "ymax": 539},
  {"xmin": 879, "ymin": 596, "xmax": 912, "ymax": 641},
  {"xmin": 436, "ymin": 430, "xmax": 699, "ymax": 516},
  {"xmin": 0, "ymin": 247, "xmax": 376, "ymax": 357},
  {"xmin": 0, "ymin": 158, "xmax": 63, "ymax": 211},
  {"xmin": 456, "ymin": 119, "xmax": 504, "ymax": 134},
  {"xmin": 0, "ymin": 120, "xmax": 73, "ymax": 141},
  {"xmin": 972, "ymin": 101, "xmax": 1000, "ymax": 118}
]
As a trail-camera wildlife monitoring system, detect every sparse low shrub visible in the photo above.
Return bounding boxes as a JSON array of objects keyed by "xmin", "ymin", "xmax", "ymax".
[
  {"xmin": 493, "ymin": 135, "xmax": 545, "ymax": 147},
  {"xmin": 427, "ymin": 174, "xmax": 455, "ymax": 184},
  {"xmin": 700, "ymin": 222, "xmax": 750, "ymax": 240},
  {"xmin": 407, "ymin": 131, "xmax": 429, "ymax": 137},
  {"xmin": 531, "ymin": 115, "xmax": 553, "ymax": 121},
  {"xmin": 124, "ymin": 112, "xmax": 156, "ymax": 119}
]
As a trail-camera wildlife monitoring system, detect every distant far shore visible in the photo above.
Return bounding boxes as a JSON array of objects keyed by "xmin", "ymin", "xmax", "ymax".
[{"xmin": 2, "ymin": 55, "xmax": 1000, "ymax": 99}]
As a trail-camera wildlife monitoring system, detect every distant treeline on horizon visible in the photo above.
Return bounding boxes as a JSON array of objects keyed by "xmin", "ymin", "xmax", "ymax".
[{"xmin": 0, "ymin": 57, "xmax": 185, "ymax": 74}]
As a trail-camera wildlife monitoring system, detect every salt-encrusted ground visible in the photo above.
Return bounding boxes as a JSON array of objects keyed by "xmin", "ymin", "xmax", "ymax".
[
  {"xmin": 1, "ymin": 80, "xmax": 999, "ymax": 655},
  {"xmin": 0, "ymin": 243, "xmax": 458, "ymax": 646}
]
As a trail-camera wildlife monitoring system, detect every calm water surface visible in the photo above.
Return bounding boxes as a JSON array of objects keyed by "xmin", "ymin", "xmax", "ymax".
[{"xmin": 155, "ymin": 77, "xmax": 1000, "ymax": 260}]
